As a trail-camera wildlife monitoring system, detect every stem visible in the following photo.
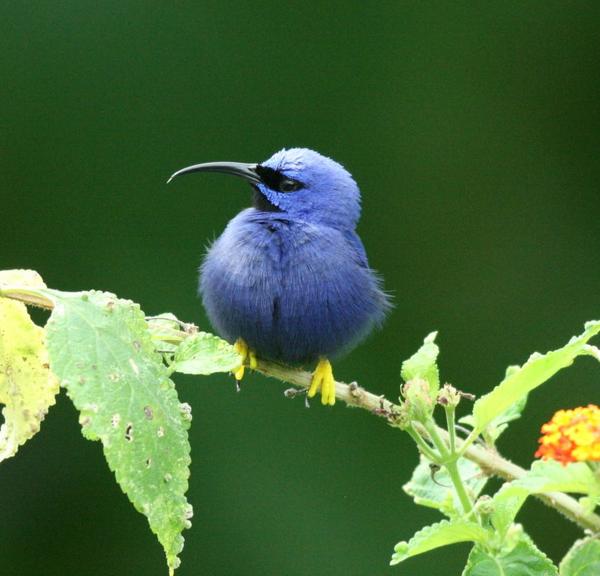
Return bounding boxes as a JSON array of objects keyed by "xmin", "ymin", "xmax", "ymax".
[
  {"xmin": 0, "ymin": 286, "xmax": 54, "ymax": 309},
  {"xmin": 445, "ymin": 459, "xmax": 474, "ymax": 515},
  {"xmin": 422, "ymin": 413, "xmax": 474, "ymax": 515},
  {"xmin": 423, "ymin": 418, "xmax": 450, "ymax": 460},
  {"xmin": 445, "ymin": 405, "xmax": 456, "ymax": 455},
  {"xmin": 441, "ymin": 405, "xmax": 474, "ymax": 514},
  {"xmin": 456, "ymin": 429, "xmax": 480, "ymax": 458},
  {"xmin": 406, "ymin": 425, "xmax": 439, "ymax": 462}
]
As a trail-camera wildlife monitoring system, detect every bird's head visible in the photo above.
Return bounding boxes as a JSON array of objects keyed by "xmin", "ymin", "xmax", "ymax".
[{"xmin": 168, "ymin": 148, "xmax": 361, "ymax": 228}]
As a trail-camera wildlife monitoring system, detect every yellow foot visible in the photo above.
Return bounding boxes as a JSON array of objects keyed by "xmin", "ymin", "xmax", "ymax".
[
  {"xmin": 234, "ymin": 338, "xmax": 257, "ymax": 381},
  {"xmin": 308, "ymin": 358, "xmax": 336, "ymax": 406}
]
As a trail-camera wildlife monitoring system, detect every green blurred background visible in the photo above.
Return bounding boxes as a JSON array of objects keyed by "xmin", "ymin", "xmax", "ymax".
[{"xmin": 2, "ymin": 2, "xmax": 599, "ymax": 575}]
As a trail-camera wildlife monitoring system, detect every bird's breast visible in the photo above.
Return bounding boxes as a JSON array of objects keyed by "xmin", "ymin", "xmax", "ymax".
[{"xmin": 199, "ymin": 210, "xmax": 386, "ymax": 363}]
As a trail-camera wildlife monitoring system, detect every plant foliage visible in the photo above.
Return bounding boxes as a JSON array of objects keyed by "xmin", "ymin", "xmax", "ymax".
[{"xmin": 1, "ymin": 269, "xmax": 599, "ymax": 574}]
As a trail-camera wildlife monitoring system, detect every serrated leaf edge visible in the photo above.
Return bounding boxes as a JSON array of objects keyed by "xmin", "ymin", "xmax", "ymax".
[{"xmin": 390, "ymin": 519, "xmax": 487, "ymax": 565}]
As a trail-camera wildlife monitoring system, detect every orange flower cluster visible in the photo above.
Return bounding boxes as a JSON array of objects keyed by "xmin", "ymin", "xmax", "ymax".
[{"xmin": 535, "ymin": 404, "xmax": 600, "ymax": 463}]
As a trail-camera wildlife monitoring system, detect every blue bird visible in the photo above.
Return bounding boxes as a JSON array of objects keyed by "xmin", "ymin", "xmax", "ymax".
[{"xmin": 169, "ymin": 148, "xmax": 390, "ymax": 405}]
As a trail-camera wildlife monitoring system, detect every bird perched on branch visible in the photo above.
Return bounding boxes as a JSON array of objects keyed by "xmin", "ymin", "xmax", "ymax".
[{"xmin": 168, "ymin": 148, "xmax": 390, "ymax": 405}]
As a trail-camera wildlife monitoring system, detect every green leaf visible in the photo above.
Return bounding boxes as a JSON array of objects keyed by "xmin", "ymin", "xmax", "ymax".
[
  {"xmin": 171, "ymin": 331, "xmax": 242, "ymax": 375},
  {"xmin": 489, "ymin": 461, "xmax": 600, "ymax": 539},
  {"xmin": 390, "ymin": 519, "xmax": 487, "ymax": 566},
  {"xmin": 559, "ymin": 537, "xmax": 600, "ymax": 576},
  {"xmin": 460, "ymin": 367, "xmax": 528, "ymax": 444},
  {"xmin": 489, "ymin": 483, "xmax": 530, "ymax": 538},
  {"xmin": 147, "ymin": 313, "xmax": 188, "ymax": 353},
  {"xmin": 401, "ymin": 332, "xmax": 440, "ymax": 397},
  {"xmin": 472, "ymin": 321, "xmax": 600, "ymax": 433},
  {"xmin": 403, "ymin": 456, "xmax": 488, "ymax": 517},
  {"xmin": 44, "ymin": 289, "xmax": 192, "ymax": 573},
  {"xmin": 463, "ymin": 535, "xmax": 558, "ymax": 576},
  {"xmin": 0, "ymin": 271, "xmax": 59, "ymax": 462},
  {"xmin": 579, "ymin": 495, "xmax": 600, "ymax": 514},
  {"xmin": 515, "ymin": 460, "xmax": 600, "ymax": 498}
]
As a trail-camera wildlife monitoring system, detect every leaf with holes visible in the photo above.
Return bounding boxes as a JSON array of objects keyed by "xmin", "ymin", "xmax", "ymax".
[
  {"xmin": 44, "ymin": 289, "xmax": 192, "ymax": 574},
  {"xmin": 0, "ymin": 270, "xmax": 59, "ymax": 462}
]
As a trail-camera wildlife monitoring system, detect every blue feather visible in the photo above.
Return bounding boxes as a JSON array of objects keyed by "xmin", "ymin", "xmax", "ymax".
[{"xmin": 195, "ymin": 148, "xmax": 391, "ymax": 364}]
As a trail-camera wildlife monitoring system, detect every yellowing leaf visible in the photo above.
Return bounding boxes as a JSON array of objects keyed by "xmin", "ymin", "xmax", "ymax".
[{"xmin": 0, "ymin": 270, "xmax": 59, "ymax": 462}]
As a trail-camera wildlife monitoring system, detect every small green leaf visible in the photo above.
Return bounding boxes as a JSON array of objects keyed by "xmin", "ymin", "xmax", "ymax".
[
  {"xmin": 489, "ymin": 484, "xmax": 530, "ymax": 538},
  {"xmin": 390, "ymin": 519, "xmax": 487, "ymax": 565},
  {"xmin": 472, "ymin": 321, "xmax": 600, "ymax": 433},
  {"xmin": 579, "ymin": 495, "xmax": 600, "ymax": 514},
  {"xmin": 44, "ymin": 289, "xmax": 192, "ymax": 573},
  {"xmin": 171, "ymin": 332, "xmax": 242, "ymax": 375},
  {"xmin": 147, "ymin": 313, "xmax": 188, "ymax": 353},
  {"xmin": 403, "ymin": 456, "xmax": 488, "ymax": 517},
  {"xmin": 0, "ymin": 271, "xmax": 59, "ymax": 462},
  {"xmin": 559, "ymin": 537, "xmax": 600, "ymax": 576},
  {"xmin": 460, "ymin": 367, "xmax": 528, "ymax": 444},
  {"xmin": 463, "ymin": 535, "xmax": 558, "ymax": 576},
  {"xmin": 401, "ymin": 332, "xmax": 440, "ymax": 396}
]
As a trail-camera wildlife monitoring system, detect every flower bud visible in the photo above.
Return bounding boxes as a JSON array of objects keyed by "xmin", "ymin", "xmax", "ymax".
[{"xmin": 437, "ymin": 384, "xmax": 461, "ymax": 408}]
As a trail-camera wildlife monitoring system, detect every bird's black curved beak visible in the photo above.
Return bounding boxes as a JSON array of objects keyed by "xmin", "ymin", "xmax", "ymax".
[{"xmin": 167, "ymin": 161, "xmax": 260, "ymax": 185}]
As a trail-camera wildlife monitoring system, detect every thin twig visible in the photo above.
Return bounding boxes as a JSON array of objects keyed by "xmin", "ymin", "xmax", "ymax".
[
  {"xmin": 1, "ymin": 288, "xmax": 599, "ymax": 534},
  {"xmin": 254, "ymin": 357, "xmax": 600, "ymax": 534}
]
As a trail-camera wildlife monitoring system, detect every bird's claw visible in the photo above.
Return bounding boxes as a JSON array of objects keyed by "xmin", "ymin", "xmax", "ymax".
[
  {"xmin": 308, "ymin": 358, "xmax": 336, "ymax": 406},
  {"xmin": 234, "ymin": 338, "xmax": 257, "ymax": 381}
]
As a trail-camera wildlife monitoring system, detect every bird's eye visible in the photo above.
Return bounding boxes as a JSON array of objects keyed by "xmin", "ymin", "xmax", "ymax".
[
  {"xmin": 278, "ymin": 179, "xmax": 302, "ymax": 193},
  {"xmin": 255, "ymin": 165, "xmax": 303, "ymax": 193}
]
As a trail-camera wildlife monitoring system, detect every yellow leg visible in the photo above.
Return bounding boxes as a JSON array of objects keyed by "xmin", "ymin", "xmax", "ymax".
[
  {"xmin": 308, "ymin": 358, "xmax": 336, "ymax": 406},
  {"xmin": 234, "ymin": 338, "xmax": 257, "ymax": 381}
]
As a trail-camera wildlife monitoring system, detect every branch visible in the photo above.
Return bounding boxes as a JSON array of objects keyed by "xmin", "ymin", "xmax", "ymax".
[
  {"xmin": 254, "ymin": 357, "xmax": 600, "ymax": 534},
  {"xmin": 453, "ymin": 436, "xmax": 600, "ymax": 532},
  {"xmin": 254, "ymin": 357, "xmax": 399, "ymax": 413},
  {"xmin": 2, "ymin": 288, "xmax": 599, "ymax": 534}
]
